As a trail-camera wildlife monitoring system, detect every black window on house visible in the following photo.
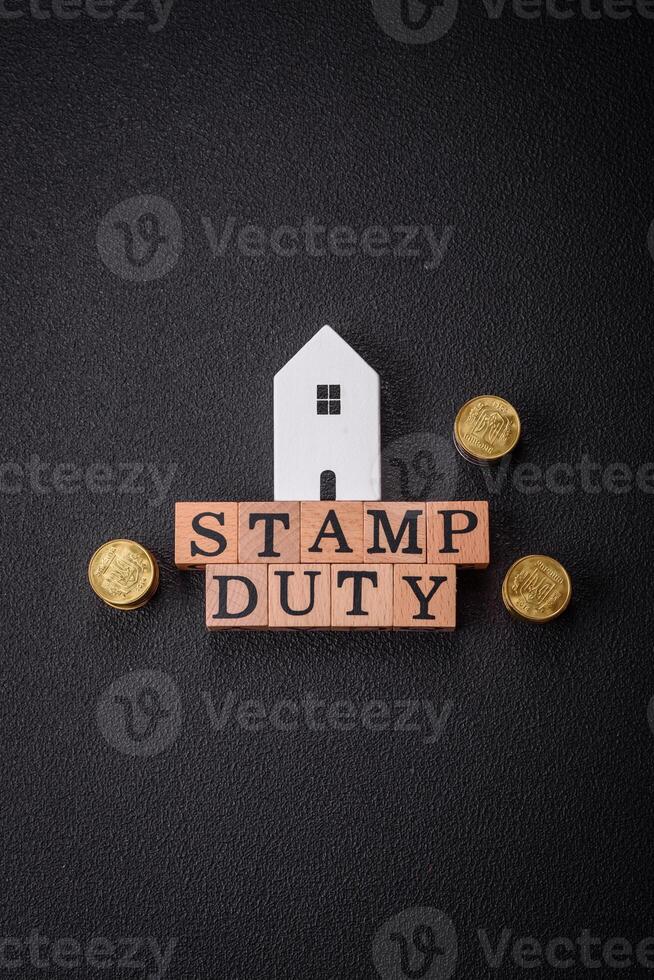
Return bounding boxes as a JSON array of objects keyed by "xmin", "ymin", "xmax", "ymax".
[{"xmin": 317, "ymin": 385, "xmax": 341, "ymax": 415}]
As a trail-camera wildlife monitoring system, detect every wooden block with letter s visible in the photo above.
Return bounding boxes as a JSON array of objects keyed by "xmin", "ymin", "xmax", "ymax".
[
  {"xmin": 175, "ymin": 502, "xmax": 238, "ymax": 570},
  {"xmin": 426, "ymin": 501, "xmax": 489, "ymax": 569}
]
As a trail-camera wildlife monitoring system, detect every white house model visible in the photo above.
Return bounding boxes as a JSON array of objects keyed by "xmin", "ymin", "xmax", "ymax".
[{"xmin": 274, "ymin": 325, "xmax": 381, "ymax": 501}]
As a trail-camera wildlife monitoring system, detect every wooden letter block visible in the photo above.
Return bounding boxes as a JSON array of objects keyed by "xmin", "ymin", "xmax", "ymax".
[
  {"xmin": 268, "ymin": 564, "xmax": 331, "ymax": 628},
  {"xmin": 238, "ymin": 502, "xmax": 300, "ymax": 563},
  {"xmin": 426, "ymin": 501, "xmax": 489, "ymax": 569},
  {"xmin": 175, "ymin": 502, "xmax": 238, "ymax": 570},
  {"xmin": 300, "ymin": 502, "xmax": 363, "ymax": 563},
  {"xmin": 393, "ymin": 564, "xmax": 456, "ymax": 629},
  {"xmin": 205, "ymin": 564, "xmax": 268, "ymax": 629},
  {"xmin": 331, "ymin": 564, "xmax": 393, "ymax": 629},
  {"xmin": 364, "ymin": 502, "xmax": 426, "ymax": 563}
]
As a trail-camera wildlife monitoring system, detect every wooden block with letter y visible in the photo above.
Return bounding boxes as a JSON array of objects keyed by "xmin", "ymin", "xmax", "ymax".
[
  {"xmin": 393, "ymin": 564, "xmax": 456, "ymax": 629},
  {"xmin": 175, "ymin": 502, "xmax": 238, "ymax": 570},
  {"xmin": 238, "ymin": 501, "xmax": 300, "ymax": 563},
  {"xmin": 300, "ymin": 502, "xmax": 363, "ymax": 563},
  {"xmin": 426, "ymin": 501, "xmax": 489, "ymax": 568}
]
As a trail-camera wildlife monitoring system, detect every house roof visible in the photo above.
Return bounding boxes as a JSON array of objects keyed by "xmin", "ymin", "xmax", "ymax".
[{"xmin": 274, "ymin": 325, "xmax": 377, "ymax": 381}]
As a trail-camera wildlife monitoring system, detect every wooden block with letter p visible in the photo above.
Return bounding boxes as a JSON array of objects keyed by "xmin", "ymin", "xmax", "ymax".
[
  {"xmin": 364, "ymin": 502, "xmax": 426, "ymax": 563},
  {"xmin": 331, "ymin": 564, "xmax": 393, "ymax": 629},
  {"xmin": 205, "ymin": 564, "xmax": 268, "ymax": 629},
  {"xmin": 175, "ymin": 502, "xmax": 238, "ymax": 570},
  {"xmin": 393, "ymin": 564, "xmax": 456, "ymax": 629},
  {"xmin": 300, "ymin": 502, "xmax": 363, "ymax": 562},
  {"xmin": 268, "ymin": 564, "xmax": 331, "ymax": 628},
  {"xmin": 238, "ymin": 501, "xmax": 300, "ymax": 563},
  {"xmin": 426, "ymin": 501, "xmax": 489, "ymax": 568}
]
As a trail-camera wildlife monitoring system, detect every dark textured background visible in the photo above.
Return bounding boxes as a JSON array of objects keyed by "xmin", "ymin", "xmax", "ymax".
[{"xmin": 2, "ymin": 0, "xmax": 654, "ymax": 976}]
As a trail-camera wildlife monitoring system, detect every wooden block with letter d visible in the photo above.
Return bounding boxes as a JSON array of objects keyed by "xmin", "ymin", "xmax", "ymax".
[
  {"xmin": 175, "ymin": 502, "xmax": 238, "ymax": 570},
  {"xmin": 426, "ymin": 501, "xmax": 489, "ymax": 569},
  {"xmin": 364, "ymin": 502, "xmax": 426, "ymax": 562},
  {"xmin": 205, "ymin": 564, "xmax": 268, "ymax": 629},
  {"xmin": 393, "ymin": 564, "xmax": 456, "ymax": 629},
  {"xmin": 268, "ymin": 564, "xmax": 331, "ymax": 629},
  {"xmin": 238, "ymin": 501, "xmax": 300, "ymax": 563},
  {"xmin": 331, "ymin": 564, "xmax": 393, "ymax": 628},
  {"xmin": 300, "ymin": 502, "xmax": 364, "ymax": 562}
]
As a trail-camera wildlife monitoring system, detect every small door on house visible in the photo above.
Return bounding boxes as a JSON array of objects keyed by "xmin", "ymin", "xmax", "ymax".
[{"xmin": 320, "ymin": 469, "xmax": 336, "ymax": 500}]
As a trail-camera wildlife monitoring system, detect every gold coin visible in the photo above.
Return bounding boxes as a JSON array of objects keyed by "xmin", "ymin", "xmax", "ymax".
[
  {"xmin": 454, "ymin": 395, "xmax": 521, "ymax": 464},
  {"xmin": 88, "ymin": 540, "xmax": 159, "ymax": 609},
  {"xmin": 502, "ymin": 555, "xmax": 572, "ymax": 623}
]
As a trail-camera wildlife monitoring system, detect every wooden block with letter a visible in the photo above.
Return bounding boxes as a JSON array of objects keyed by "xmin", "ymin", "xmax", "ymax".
[
  {"xmin": 175, "ymin": 502, "xmax": 238, "ymax": 570},
  {"xmin": 300, "ymin": 502, "xmax": 364, "ymax": 563},
  {"xmin": 206, "ymin": 564, "xmax": 268, "ymax": 629},
  {"xmin": 238, "ymin": 502, "xmax": 300, "ymax": 563},
  {"xmin": 393, "ymin": 564, "xmax": 456, "ymax": 629},
  {"xmin": 364, "ymin": 502, "xmax": 426, "ymax": 563},
  {"xmin": 426, "ymin": 501, "xmax": 489, "ymax": 569},
  {"xmin": 268, "ymin": 564, "xmax": 331, "ymax": 629},
  {"xmin": 331, "ymin": 564, "xmax": 393, "ymax": 629}
]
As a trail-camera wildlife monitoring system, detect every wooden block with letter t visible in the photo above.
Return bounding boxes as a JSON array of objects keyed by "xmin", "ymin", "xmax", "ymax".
[
  {"xmin": 331, "ymin": 564, "xmax": 393, "ymax": 629},
  {"xmin": 175, "ymin": 502, "xmax": 238, "ymax": 570},
  {"xmin": 426, "ymin": 501, "xmax": 489, "ymax": 569},
  {"xmin": 364, "ymin": 502, "xmax": 426, "ymax": 563},
  {"xmin": 205, "ymin": 564, "xmax": 268, "ymax": 629},
  {"xmin": 300, "ymin": 502, "xmax": 363, "ymax": 563},
  {"xmin": 393, "ymin": 564, "xmax": 456, "ymax": 629},
  {"xmin": 268, "ymin": 564, "xmax": 331, "ymax": 628},
  {"xmin": 238, "ymin": 502, "xmax": 300, "ymax": 563}
]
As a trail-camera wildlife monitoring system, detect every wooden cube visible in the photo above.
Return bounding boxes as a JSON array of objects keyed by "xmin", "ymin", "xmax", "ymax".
[
  {"xmin": 300, "ymin": 502, "xmax": 363, "ymax": 563},
  {"xmin": 205, "ymin": 564, "xmax": 268, "ymax": 629},
  {"xmin": 393, "ymin": 564, "xmax": 456, "ymax": 629},
  {"xmin": 175, "ymin": 502, "xmax": 238, "ymax": 570},
  {"xmin": 363, "ymin": 502, "xmax": 426, "ymax": 563},
  {"xmin": 426, "ymin": 501, "xmax": 489, "ymax": 569},
  {"xmin": 238, "ymin": 502, "xmax": 300, "ymax": 563},
  {"xmin": 268, "ymin": 564, "xmax": 331, "ymax": 628},
  {"xmin": 331, "ymin": 564, "xmax": 393, "ymax": 629}
]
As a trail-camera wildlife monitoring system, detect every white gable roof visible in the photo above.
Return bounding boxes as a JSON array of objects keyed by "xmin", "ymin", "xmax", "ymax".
[{"xmin": 275, "ymin": 325, "xmax": 378, "ymax": 382}]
